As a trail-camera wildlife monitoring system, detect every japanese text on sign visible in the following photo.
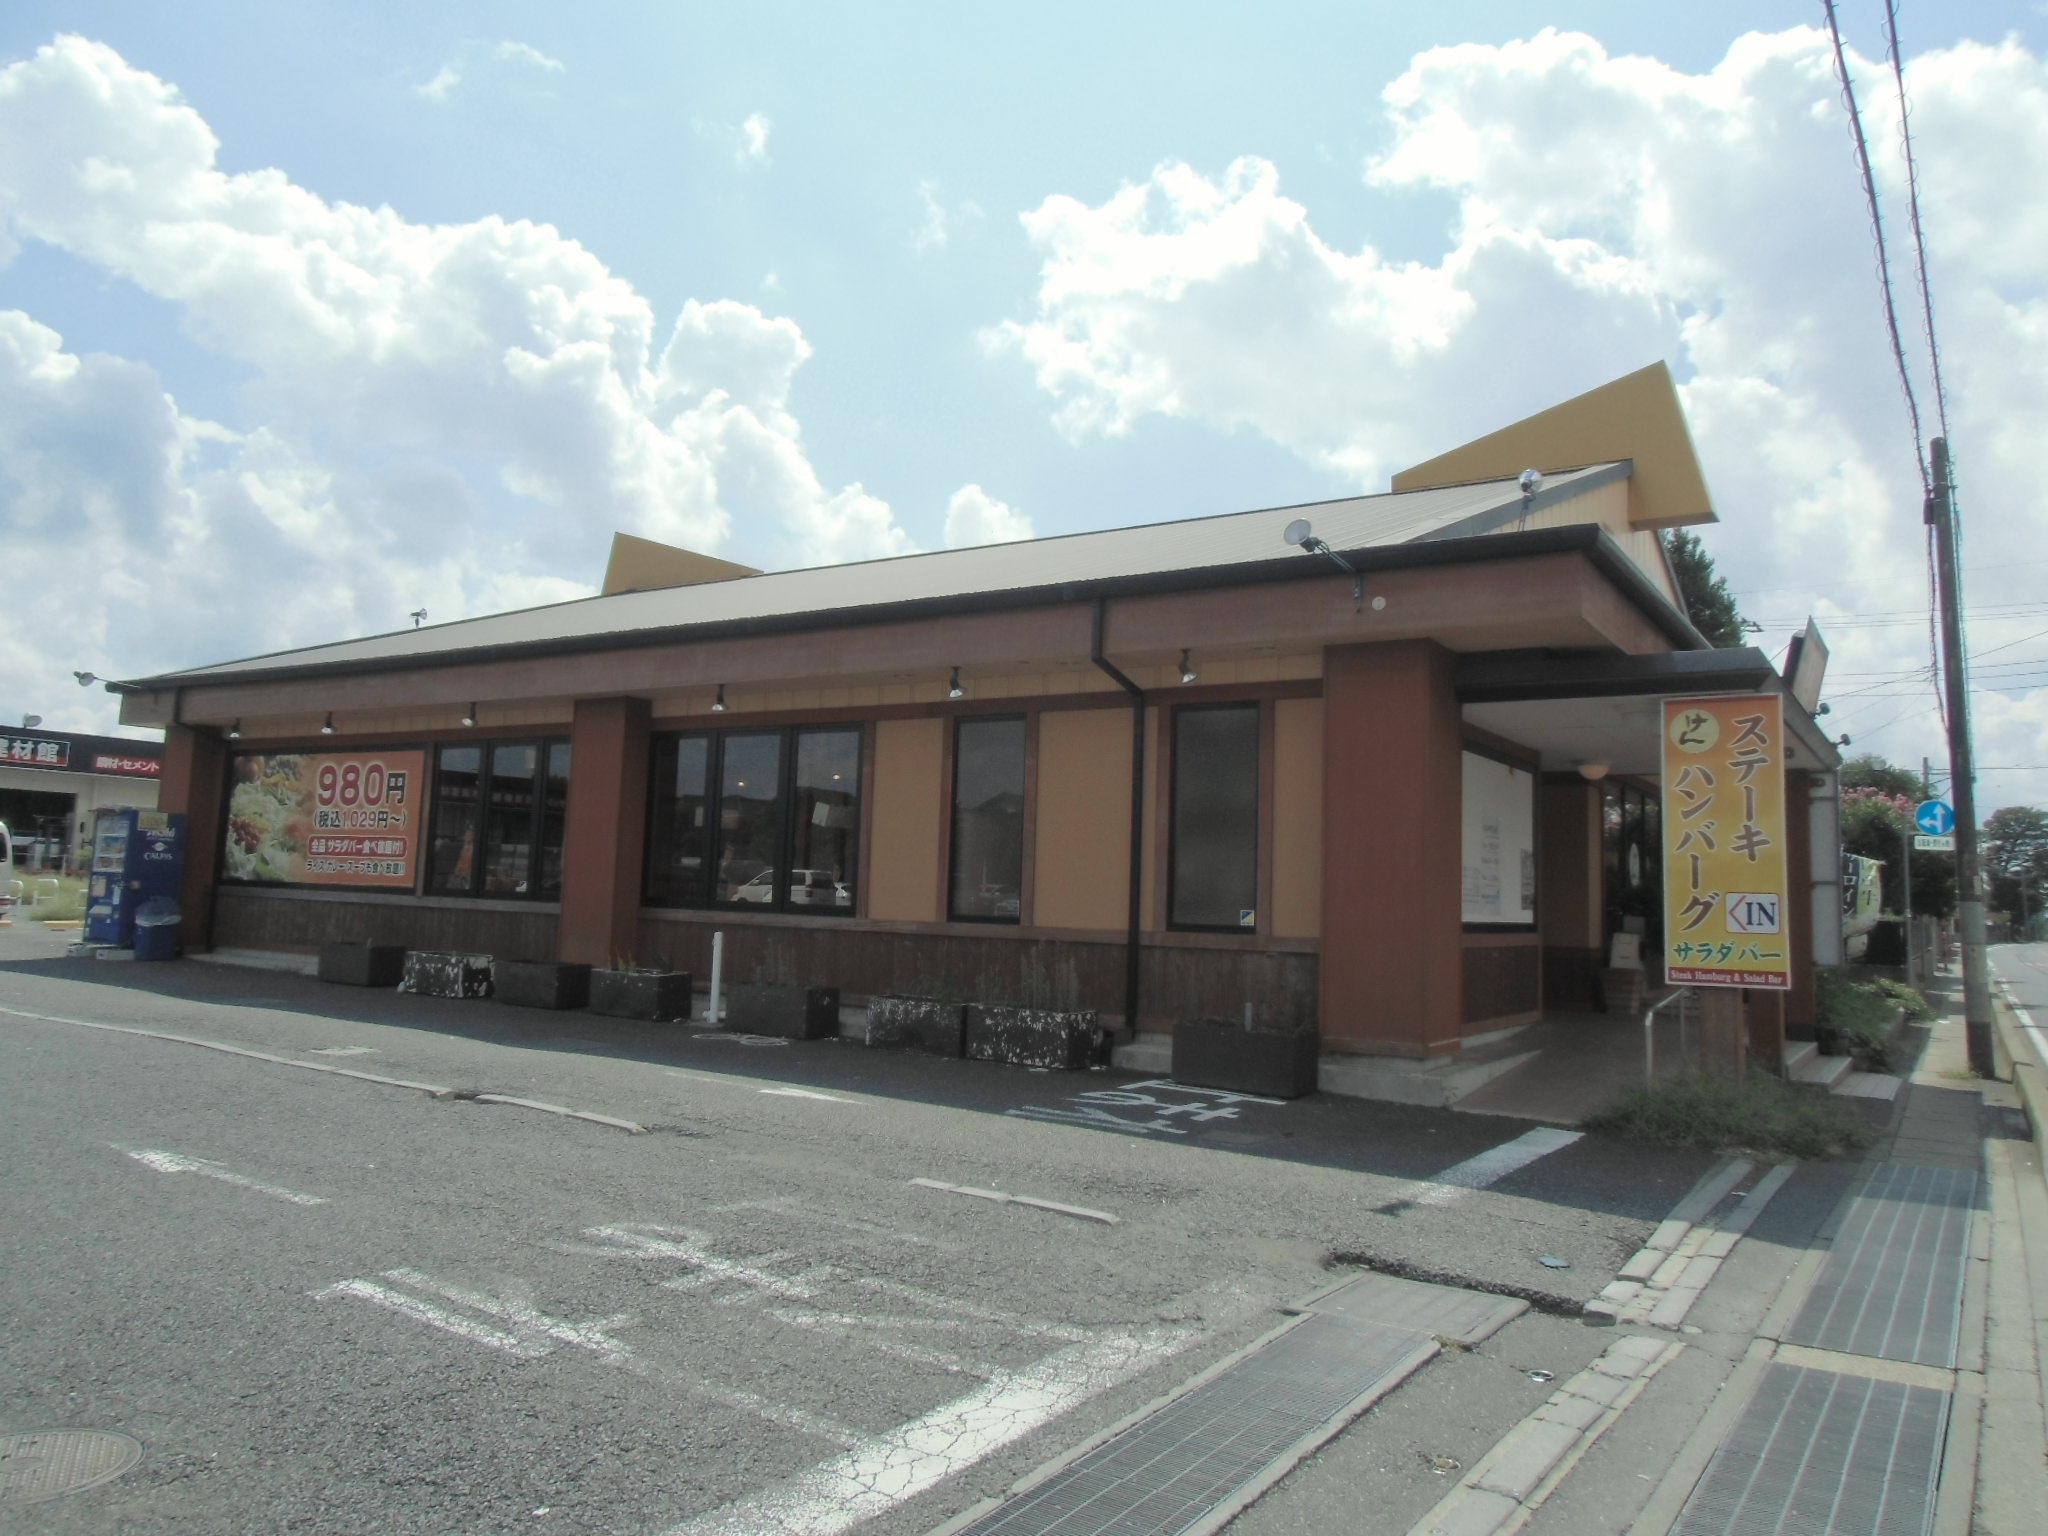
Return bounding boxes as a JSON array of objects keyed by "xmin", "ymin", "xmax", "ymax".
[
  {"xmin": 223, "ymin": 750, "xmax": 425, "ymax": 889},
  {"xmin": 1661, "ymin": 695, "xmax": 1791, "ymax": 990}
]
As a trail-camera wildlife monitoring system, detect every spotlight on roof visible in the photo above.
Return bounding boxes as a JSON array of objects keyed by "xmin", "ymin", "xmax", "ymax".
[
  {"xmin": 73, "ymin": 671, "xmax": 97, "ymax": 687},
  {"xmin": 1280, "ymin": 518, "xmax": 1362, "ymax": 604},
  {"xmin": 1518, "ymin": 468, "xmax": 1544, "ymax": 496},
  {"xmin": 410, "ymin": 608, "xmax": 428, "ymax": 628},
  {"xmin": 21, "ymin": 714, "xmax": 42, "ymax": 729}
]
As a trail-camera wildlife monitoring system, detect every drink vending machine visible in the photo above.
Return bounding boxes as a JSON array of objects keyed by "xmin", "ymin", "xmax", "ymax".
[{"xmin": 85, "ymin": 808, "xmax": 187, "ymax": 947}]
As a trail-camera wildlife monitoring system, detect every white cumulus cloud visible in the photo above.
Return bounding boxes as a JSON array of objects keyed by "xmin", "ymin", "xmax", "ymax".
[
  {"xmin": 417, "ymin": 39, "xmax": 565, "ymax": 103},
  {"xmin": 943, "ymin": 484, "xmax": 1034, "ymax": 548},
  {"xmin": 0, "ymin": 35, "xmax": 914, "ymax": 726},
  {"xmin": 990, "ymin": 26, "xmax": 2048, "ymax": 809}
]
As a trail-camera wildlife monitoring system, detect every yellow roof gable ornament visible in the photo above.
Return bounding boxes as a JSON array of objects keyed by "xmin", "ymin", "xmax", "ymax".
[
  {"xmin": 600, "ymin": 531, "xmax": 761, "ymax": 596},
  {"xmin": 1391, "ymin": 361, "xmax": 1717, "ymax": 531}
]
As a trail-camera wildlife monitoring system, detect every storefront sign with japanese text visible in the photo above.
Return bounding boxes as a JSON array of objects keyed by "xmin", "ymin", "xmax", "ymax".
[
  {"xmin": 1, "ymin": 733, "xmax": 70, "ymax": 769},
  {"xmin": 1661, "ymin": 694, "xmax": 1791, "ymax": 990},
  {"xmin": 223, "ymin": 750, "xmax": 425, "ymax": 889}
]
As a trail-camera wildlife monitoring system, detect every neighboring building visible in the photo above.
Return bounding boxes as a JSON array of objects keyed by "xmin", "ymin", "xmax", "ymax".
[
  {"xmin": 0, "ymin": 726, "xmax": 163, "ymax": 871},
  {"xmin": 112, "ymin": 363, "xmax": 1840, "ymax": 1075}
]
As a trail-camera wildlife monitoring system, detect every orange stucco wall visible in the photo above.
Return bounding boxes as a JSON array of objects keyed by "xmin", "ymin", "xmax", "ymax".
[
  {"xmin": 1271, "ymin": 698, "xmax": 1323, "ymax": 938},
  {"xmin": 1035, "ymin": 706, "xmax": 1134, "ymax": 931},
  {"xmin": 866, "ymin": 718, "xmax": 944, "ymax": 921}
]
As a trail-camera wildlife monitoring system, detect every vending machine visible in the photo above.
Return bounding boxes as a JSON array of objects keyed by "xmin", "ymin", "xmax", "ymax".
[{"xmin": 85, "ymin": 808, "xmax": 186, "ymax": 947}]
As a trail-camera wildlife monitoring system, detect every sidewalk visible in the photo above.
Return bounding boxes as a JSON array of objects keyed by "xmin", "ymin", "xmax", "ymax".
[{"xmin": 1629, "ymin": 981, "xmax": 2048, "ymax": 1536}]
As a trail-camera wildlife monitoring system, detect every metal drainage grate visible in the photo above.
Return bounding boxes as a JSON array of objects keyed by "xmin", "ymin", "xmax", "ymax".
[
  {"xmin": 0, "ymin": 1430, "xmax": 144, "ymax": 1505},
  {"xmin": 1308, "ymin": 1271, "xmax": 1525, "ymax": 1346},
  {"xmin": 952, "ymin": 1312, "xmax": 1431, "ymax": 1536},
  {"xmin": 1673, "ymin": 1363, "xmax": 1947, "ymax": 1536},
  {"xmin": 1785, "ymin": 1161, "xmax": 1979, "ymax": 1368}
]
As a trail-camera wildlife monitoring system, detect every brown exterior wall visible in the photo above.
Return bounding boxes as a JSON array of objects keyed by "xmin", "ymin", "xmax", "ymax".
[
  {"xmin": 1539, "ymin": 775, "xmax": 1604, "ymax": 1011},
  {"xmin": 1034, "ymin": 706, "xmax": 1134, "ymax": 932},
  {"xmin": 159, "ymin": 723, "xmax": 227, "ymax": 951},
  {"xmin": 1463, "ymin": 933, "xmax": 1542, "ymax": 1028},
  {"xmin": 867, "ymin": 718, "xmax": 944, "ymax": 921},
  {"xmin": 556, "ymin": 696, "xmax": 650, "ymax": 967},
  {"xmin": 635, "ymin": 908, "xmax": 1315, "ymax": 1027},
  {"xmin": 1320, "ymin": 640, "xmax": 1463, "ymax": 1057},
  {"xmin": 212, "ymin": 886, "xmax": 560, "ymax": 958},
  {"xmin": 1271, "ymin": 698, "xmax": 1323, "ymax": 939}
]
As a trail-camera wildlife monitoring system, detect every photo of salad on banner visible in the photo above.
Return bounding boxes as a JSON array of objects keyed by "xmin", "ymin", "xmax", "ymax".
[{"xmin": 223, "ymin": 750, "xmax": 424, "ymax": 888}]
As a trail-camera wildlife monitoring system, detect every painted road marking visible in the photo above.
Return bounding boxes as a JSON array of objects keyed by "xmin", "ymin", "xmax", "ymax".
[
  {"xmin": 1009, "ymin": 1077, "xmax": 1283, "ymax": 1138},
  {"xmin": 692, "ymin": 1034, "xmax": 790, "ymax": 1048},
  {"xmin": 125, "ymin": 1148, "xmax": 327, "ymax": 1206},
  {"xmin": 760, "ymin": 1087, "xmax": 854, "ymax": 1103},
  {"xmin": 306, "ymin": 1046, "xmax": 377, "ymax": 1056},
  {"xmin": 657, "ymin": 1323, "xmax": 1196, "ymax": 1536},
  {"xmin": 911, "ymin": 1177, "xmax": 1119, "ymax": 1226},
  {"xmin": 318, "ymin": 1268, "xmax": 864, "ymax": 1446},
  {"xmin": 1384, "ymin": 1127, "xmax": 1585, "ymax": 1211}
]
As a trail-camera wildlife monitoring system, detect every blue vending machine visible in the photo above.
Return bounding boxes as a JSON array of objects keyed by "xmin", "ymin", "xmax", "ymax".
[{"xmin": 85, "ymin": 808, "xmax": 187, "ymax": 947}]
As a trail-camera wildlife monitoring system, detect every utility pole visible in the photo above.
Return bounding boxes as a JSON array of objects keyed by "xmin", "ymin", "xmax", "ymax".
[{"xmin": 1927, "ymin": 437, "xmax": 1995, "ymax": 1076}]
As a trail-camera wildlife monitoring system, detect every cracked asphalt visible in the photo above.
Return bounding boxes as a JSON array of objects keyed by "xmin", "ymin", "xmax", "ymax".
[{"xmin": 1, "ymin": 925, "xmax": 1791, "ymax": 1535}]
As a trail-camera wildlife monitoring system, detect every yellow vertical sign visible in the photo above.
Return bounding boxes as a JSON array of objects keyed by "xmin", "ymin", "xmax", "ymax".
[{"xmin": 1661, "ymin": 694, "xmax": 1791, "ymax": 990}]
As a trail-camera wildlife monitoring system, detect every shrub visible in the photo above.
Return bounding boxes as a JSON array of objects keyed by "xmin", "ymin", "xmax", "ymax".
[{"xmin": 1586, "ymin": 1070, "xmax": 1875, "ymax": 1160}]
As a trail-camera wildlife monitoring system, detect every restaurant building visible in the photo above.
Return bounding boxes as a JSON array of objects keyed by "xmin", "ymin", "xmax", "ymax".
[{"xmin": 113, "ymin": 364, "xmax": 1841, "ymax": 1071}]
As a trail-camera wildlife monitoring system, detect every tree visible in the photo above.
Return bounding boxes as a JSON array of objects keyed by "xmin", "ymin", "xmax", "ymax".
[
  {"xmin": 1984, "ymin": 805, "xmax": 2048, "ymax": 931},
  {"xmin": 1841, "ymin": 754, "xmax": 1925, "ymax": 800},
  {"xmin": 1841, "ymin": 785, "xmax": 1956, "ymax": 919},
  {"xmin": 1665, "ymin": 528, "xmax": 1749, "ymax": 648}
]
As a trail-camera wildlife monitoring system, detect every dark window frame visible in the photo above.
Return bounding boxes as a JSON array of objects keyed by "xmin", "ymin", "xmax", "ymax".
[
  {"xmin": 947, "ymin": 713, "xmax": 1029, "ymax": 925},
  {"xmin": 424, "ymin": 736, "xmax": 571, "ymax": 901},
  {"xmin": 643, "ymin": 723, "xmax": 864, "ymax": 917},
  {"xmin": 1167, "ymin": 701, "xmax": 1263, "ymax": 934}
]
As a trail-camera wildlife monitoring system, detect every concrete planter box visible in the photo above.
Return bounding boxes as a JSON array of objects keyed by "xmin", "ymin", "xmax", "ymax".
[
  {"xmin": 588, "ymin": 969, "xmax": 693, "ymax": 1023},
  {"xmin": 864, "ymin": 996, "xmax": 966, "ymax": 1057},
  {"xmin": 495, "ymin": 960, "xmax": 592, "ymax": 1011},
  {"xmin": 725, "ymin": 983, "xmax": 840, "ymax": 1040},
  {"xmin": 1172, "ymin": 1018, "xmax": 1319, "ymax": 1099},
  {"xmin": 318, "ymin": 942, "xmax": 406, "ymax": 988},
  {"xmin": 964, "ymin": 1005, "xmax": 1100, "ymax": 1070},
  {"xmin": 399, "ymin": 951, "xmax": 493, "ymax": 999}
]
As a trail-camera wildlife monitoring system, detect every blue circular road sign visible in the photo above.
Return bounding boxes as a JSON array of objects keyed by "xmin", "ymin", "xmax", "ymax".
[{"xmin": 1914, "ymin": 800, "xmax": 1955, "ymax": 836}]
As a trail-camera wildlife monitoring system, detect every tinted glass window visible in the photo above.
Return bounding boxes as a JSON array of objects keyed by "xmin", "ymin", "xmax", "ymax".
[
  {"xmin": 950, "ymin": 717, "xmax": 1026, "ymax": 921},
  {"xmin": 537, "ymin": 742, "xmax": 571, "ymax": 898},
  {"xmin": 1170, "ymin": 705, "xmax": 1259, "ymax": 929},
  {"xmin": 647, "ymin": 735, "xmax": 711, "ymax": 905},
  {"xmin": 791, "ymin": 729, "xmax": 860, "ymax": 910},
  {"xmin": 717, "ymin": 733, "xmax": 785, "ymax": 903},
  {"xmin": 428, "ymin": 745, "xmax": 482, "ymax": 891},
  {"xmin": 482, "ymin": 742, "xmax": 538, "ymax": 894}
]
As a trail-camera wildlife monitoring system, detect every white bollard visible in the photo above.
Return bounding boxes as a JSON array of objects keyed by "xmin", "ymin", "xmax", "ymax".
[{"xmin": 707, "ymin": 930, "xmax": 724, "ymax": 1025}]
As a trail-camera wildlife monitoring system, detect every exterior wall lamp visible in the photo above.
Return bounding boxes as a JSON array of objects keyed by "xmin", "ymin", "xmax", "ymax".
[
  {"xmin": 320, "ymin": 713, "xmax": 336, "ymax": 735},
  {"xmin": 948, "ymin": 667, "xmax": 964, "ymax": 700},
  {"xmin": 1179, "ymin": 649, "xmax": 1197, "ymax": 685},
  {"xmin": 461, "ymin": 704, "xmax": 477, "ymax": 727},
  {"xmin": 226, "ymin": 720, "xmax": 241, "ymax": 740},
  {"xmin": 712, "ymin": 683, "xmax": 727, "ymax": 713}
]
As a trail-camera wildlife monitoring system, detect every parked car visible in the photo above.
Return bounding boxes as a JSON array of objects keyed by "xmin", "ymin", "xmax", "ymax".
[{"xmin": 731, "ymin": 868, "xmax": 851, "ymax": 906}]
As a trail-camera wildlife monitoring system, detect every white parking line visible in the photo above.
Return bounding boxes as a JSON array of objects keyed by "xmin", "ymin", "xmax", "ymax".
[
  {"xmin": 125, "ymin": 1148, "xmax": 327, "ymax": 1206},
  {"xmin": 761, "ymin": 1087, "xmax": 854, "ymax": 1103},
  {"xmin": 658, "ymin": 1323, "xmax": 1195, "ymax": 1536},
  {"xmin": 1387, "ymin": 1127, "xmax": 1585, "ymax": 1209}
]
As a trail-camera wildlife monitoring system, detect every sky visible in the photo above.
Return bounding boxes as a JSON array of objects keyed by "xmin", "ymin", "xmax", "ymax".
[{"xmin": 2, "ymin": 2, "xmax": 2045, "ymax": 816}]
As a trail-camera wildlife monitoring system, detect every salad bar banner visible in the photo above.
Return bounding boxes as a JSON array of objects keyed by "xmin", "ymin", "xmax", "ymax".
[{"xmin": 224, "ymin": 750, "xmax": 426, "ymax": 889}]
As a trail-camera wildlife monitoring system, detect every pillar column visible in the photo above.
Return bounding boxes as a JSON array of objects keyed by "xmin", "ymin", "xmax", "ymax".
[
  {"xmin": 1319, "ymin": 640, "xmax": 1463, "ymax": 1056},
  {"xmin": 159, "ymin": 723, "xmax": 226, "ymax": 952},
  {"xmin": 556, "ymin": 697, "xmax": 651, "ymax": 967},
  {"xmin": 1784, "ymin": 770, "xmax": 1817, "ymax": 1036}
]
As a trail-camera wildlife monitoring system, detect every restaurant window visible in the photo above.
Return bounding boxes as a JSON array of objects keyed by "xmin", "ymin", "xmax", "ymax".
[
  {"xmin": 645, "ymin": 725, "xmax": 861, "ymax": 914},
  {"xmin": 950, "ymin": 716, "xmax": 1026, "ymax": 921},
  {"xmin": 1169, "ymin": 704, "xmax": 1259, "ymax": 930},
  {"xmin": 1602, "ymin": 780, "xmax": 1661, "ymax": 945},
  {"xmin": 426, "ymin": 738, "xmax": 570, "ymax": 898}
]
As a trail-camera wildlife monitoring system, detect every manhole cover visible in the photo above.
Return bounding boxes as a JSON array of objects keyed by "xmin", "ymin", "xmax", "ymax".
[{"xmin": 0, "ymin": 1431, "xmax": 143, "ymax": 1504}]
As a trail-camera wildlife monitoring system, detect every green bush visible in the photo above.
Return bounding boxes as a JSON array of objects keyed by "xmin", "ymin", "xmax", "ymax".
[
  {"xmin": 1871, "ymin": 978, "xmax": 1934, "ymax": 1022},
  {"xmin": 1814, "ymin": 968, "xmax": 1913, "ymax": 1070},
  {"xmin": 1586, "ymin": 1070, "xmax": 1875, "ymax": 1160}
]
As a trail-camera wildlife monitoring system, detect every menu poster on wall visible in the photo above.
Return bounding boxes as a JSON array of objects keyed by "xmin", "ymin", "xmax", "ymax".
[
  {"xmin": 1660, "ymin": 694, "xmax": 1791, "ymax": 990},
  {"xmin": 1461, "ymin": 750, "xmax": 1536, "ymax": 925},
  {"xmin": 223, "ymin": 751, "xmax": 426, "ymax": 889}
]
